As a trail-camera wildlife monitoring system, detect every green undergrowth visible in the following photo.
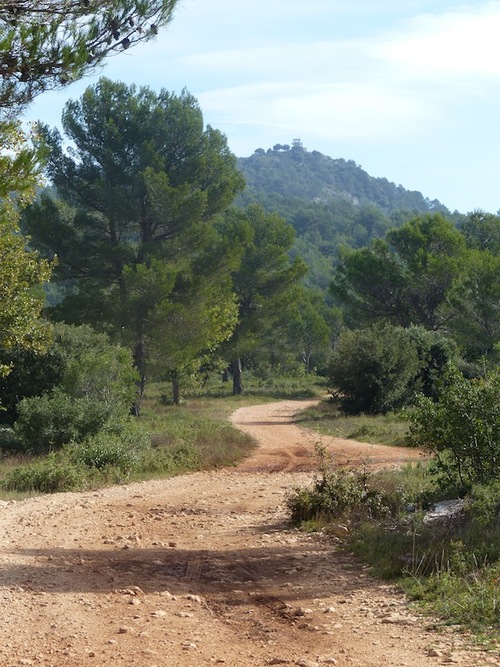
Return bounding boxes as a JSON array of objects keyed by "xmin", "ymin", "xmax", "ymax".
[
  {"xmin": 0, "ymin": 384, "xmax": 265, "ymax": 498},
  {"xmin": 294, "ymin": 398, "xmax": 410, "ymax": 446},
  {"xmin": 0, "ymin": 373, "xmax": 326, "ymax": 499},
  {"xmin": 287, "ymin": 452, "xmax": 500, "ymax": 641}
]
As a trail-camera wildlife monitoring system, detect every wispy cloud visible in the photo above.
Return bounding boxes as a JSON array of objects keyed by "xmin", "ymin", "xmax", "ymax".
[{"xmin": 199, "ymin": 81, "xmax": 435, "ymax": 144}]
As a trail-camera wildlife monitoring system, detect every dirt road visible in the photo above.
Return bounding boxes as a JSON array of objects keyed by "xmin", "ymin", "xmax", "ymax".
[{"xmin": 0, "ymin": 400, "xmax": 495, "ymax": 667}]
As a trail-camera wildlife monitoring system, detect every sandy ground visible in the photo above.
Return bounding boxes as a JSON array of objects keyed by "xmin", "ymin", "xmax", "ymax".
[{"xmin": 0, "ymin": 400, "xmax": 497, "ymax": 667}]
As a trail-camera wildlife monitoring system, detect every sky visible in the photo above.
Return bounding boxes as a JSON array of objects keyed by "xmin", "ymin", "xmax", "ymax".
[{"xmin": 23, "ymin": 0, "xmax": 500, "ymax": 214}]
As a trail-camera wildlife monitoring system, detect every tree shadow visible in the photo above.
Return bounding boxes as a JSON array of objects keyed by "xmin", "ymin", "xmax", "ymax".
[{"xmin": 2, "ymin": 539, "xmax": 379, "ymax": 603}]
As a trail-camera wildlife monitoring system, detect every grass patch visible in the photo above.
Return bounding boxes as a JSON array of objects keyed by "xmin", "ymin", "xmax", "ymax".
[{"xmin": 294, "ymin": 399, "xmax": 410, "ymax": 446}]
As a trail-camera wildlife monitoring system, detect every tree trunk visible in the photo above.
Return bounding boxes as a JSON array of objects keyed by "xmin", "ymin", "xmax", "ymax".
[
  {"xmin": 231, "ymin": 357, "xmax": 243, "ymax": 395},
  {"xmin": 131, "ymin": 339, "xmax": 146, "ymax": 416},
  {"xmin": 172, "ymin": 371, "xmax": 181, "ymax": 406}
]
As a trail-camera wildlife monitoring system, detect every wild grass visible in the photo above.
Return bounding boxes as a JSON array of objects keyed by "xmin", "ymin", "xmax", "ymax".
[
  {"xmin": 0, "ymin": 371, "xmax": 326, "ymax": 498},
  {"xmin": 294, "ymin": 398, "xmax": 410, "ymax": 446}
]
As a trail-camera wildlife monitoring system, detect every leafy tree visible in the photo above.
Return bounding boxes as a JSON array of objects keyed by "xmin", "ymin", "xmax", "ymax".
[
  {"xmin": 24, "ymin": 79, "xmax": 244, "ymax": 407},
  {"xmin": 404, "ymin": 325, "xmax": 458, "ymax": 400},
  {"xmin": 0, "ymin": 121, "xmax": 52, "ymax": 378},
  {"xmin": 143, "ymin": 229, "xmax": 239, "ymax": 403},
  {"xmin": 216, "ymin": 204, "xmax": 308, "ymax": 394},
  {"xmin": 461, "ymin": 211, "xmax": 500, "ymax": 254},
  {"xmin": 0, "ymin": 0, "xmax": 180, "ymax": 117},
  {"xmin": 407, "ymin": 366, "xmax": 500, "ymax": 492},
  {"xmin": 1, "ymin": 1, "xmax": 181, "ymax": 380},
  {"xmin": 447, "ymin": 249, "xmax": 500, "ymax": 361},
  {"xmin": 329, "ymin": 324, "xmax": 421, "ymax": 414},
  {"xmin": 331, "ymin": 214, "xmax": 466, "ymax": 330},
  {"xmin": 280, "ymin": 287, "xmax": 334, "ymax": 373}
]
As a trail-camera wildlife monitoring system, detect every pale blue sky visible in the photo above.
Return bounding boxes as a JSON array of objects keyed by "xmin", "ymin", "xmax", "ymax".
[{"xmin": 24, "ymin": 0, "xmax": 500, "ymax": 213}]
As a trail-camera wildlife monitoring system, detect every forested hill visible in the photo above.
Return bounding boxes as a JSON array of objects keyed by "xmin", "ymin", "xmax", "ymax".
[
  {"xmin": 236, "ymin": 142, "xmax": 457, "ymax": 292},
  {"xmin": 237, "ymin": 141, "xmax": 450, "ymax": 215}
]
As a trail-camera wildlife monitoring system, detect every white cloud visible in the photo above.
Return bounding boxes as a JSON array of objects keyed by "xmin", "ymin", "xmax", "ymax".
[{"xmin": 371, "ymin": 2, "xmax": 500, "ymax": 78}]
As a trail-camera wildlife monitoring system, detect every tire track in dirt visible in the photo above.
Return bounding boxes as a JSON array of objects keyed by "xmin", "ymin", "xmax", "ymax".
[{"xmin": 231, "ymin": 399, "xmax": 424, "ymax": 472}]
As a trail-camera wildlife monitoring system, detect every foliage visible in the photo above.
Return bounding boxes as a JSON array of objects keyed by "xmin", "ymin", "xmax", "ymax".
[
  {"xmin": 53, "ymin": 323, "xmax": 138, "ymax": 410},
  {"xmin": 13, "ymin": 389, "xmax": 114, "ymax": 454},
  {"xmin": 460, "ymin": 210, "xmax": 500, "ymax": 254},
  {"xmin": 25, "ymin": 79, "xmax": 244, "ymax": 406},
  {"xmin": 216, "ymin": 204, "xmax": 308, "ymax": 393},
  {"xmin": 0, "ymin": 120, "xmax": 52, "ymax": 378},
  {"xmin": 404, "ymin": 325, "xmax": 458, "ymax": 400},
  {"xmin": 273, "ymin": 286, "xmax": 334, "ymax": 373},
  {"xmin": 329, "ymin": 324, "xmax": 420, "ymax": 414},
  {"xmin": 0, "ymin": 346, "xmax": 65, "ymax": 423},
  {"xmin": 287, "ymin": 468, "xmax": 365, "ymax": 525},
  {"xmin": 0, "ymin": 322, "xmax": 137, "ymax": 424},
  {"xmin": 447, "ymin": 248, "xmax": 500, "ymax": 360},
  {"xmin": 331, "ymin": 214, "xmax": 467, "ymax": 330},
  {"xmin": 407, "ymin": 365, "xmax": 500, "ymax": 492},
  {"xmin": 287, "ymin": 453, "xmax": 430, "ymax": 528},
  {"xmin": 70, "ymin": 434, "xmax": 142, "ymax": 475},
  {"xmin": 10, "ymin": 322, "xmax": 138, "ymax": 453},
  {"xmin": 2, "ymin": 453, "xmax": 85, "ymax": 493},
  {"xmin": 0, "ymin": 0, "xmax": 179, "ymax": 117}
]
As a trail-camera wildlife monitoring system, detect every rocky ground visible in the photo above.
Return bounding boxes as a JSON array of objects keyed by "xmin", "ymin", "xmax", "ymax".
[{"xmin": 0, "ymin": 400, "xmax": 497, "ymax": 667}]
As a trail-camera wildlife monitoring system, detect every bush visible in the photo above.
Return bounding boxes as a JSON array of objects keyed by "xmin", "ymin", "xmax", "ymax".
[
  {"xmin": 407, "ymin": 365, "xmax": 500, "ymax": 492},
  {"xmin": 0, "ymin": 323, "xmax": 138, "ymax": 426},
  {"xmin": 69, "ymin": 419, "xmax": 150, "ymax": 475},
  {"xmin": 329, "ymin": 324, "xmax": 420, "ymax": 414},
  {"xmin": 287, "ymin": 469, "xmax": 365, "ymax": 525},
  {"xmin": 54, "ymin": 323, "xmax": 138, "ymax": 410},
  {"xmin": 0, "ymin": 346, "xmax": 64, "ymax": 424},
  {"xmin": 1, "ymin": 454, "xmax": 85, "ymax": 493},
  {"xmin": 14, "ymin": 389, "xmax": 113, "ymax": 453},
  {"xmin": 405, "ymin": 325, "xmax": 457, "ymax": 400}
]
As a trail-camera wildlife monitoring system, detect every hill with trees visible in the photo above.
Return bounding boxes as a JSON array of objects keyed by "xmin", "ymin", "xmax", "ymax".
[
  {"xmin": 237, "ymin": 140, "xmax": 451, "ymax": 214},
  {"xmin": 236, "ymin": 142, "xmax": 462, "ymax": 291}
]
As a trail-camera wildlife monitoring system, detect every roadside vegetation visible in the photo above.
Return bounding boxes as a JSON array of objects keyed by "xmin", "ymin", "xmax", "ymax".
[{"xmin": 288, "ymin": 367, "xmax": 500, "ymax": 641}]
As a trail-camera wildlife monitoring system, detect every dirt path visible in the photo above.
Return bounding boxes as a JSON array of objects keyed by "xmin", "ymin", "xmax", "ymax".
[{"xmin": 0, "ymin": 400, "xmax": 495, "ymax": 667}]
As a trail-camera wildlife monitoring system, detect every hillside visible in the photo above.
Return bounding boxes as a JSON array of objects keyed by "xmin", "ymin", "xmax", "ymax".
[
  {"xmin": 236, "ymin": 142, "xmax": 457, "ymax": 291},
  {"xmin": 237, "ymin": 141, "xmax": 450, "ymax": 215}
]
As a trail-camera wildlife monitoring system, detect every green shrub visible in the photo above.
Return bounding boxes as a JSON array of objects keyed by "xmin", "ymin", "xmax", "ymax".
[
  {"xmin": 407, "ymin": 365, "xmax": 500, "ymax": 492},
  {"xmin": 71, "ymin": 437, "xmax": 139, "ymax": 473},
  {"xmin": 67, "ymin": 417, "xmax": 151, "ymax": 475},
  {"xmin": 1, "ymin": 454, "xmax": 85, "ymax": 493},
  {"xmin": 55, "ymin": 323, "xmax": 138, "ymax": 409},
  {"xmin": 0, "ymin": 323, "xmax": 137, "ymax": 427},
  {"xmin": 469, "ymin": 480, "xmax": 500, "ymax": 530},
  {"xmin": 287, "ymin": 469, "xmax": 365, "ymax": 524},
  {"xmin": 0, "ymin": 347, "xmax": 64, "ymax": 424},
  {"xmin": 329, "ymin": 324, "xmax": 420, "ymax": 414},
  {"xmin": 14, "ymin": 389, "xmax": 113, "ymax": 453}
]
